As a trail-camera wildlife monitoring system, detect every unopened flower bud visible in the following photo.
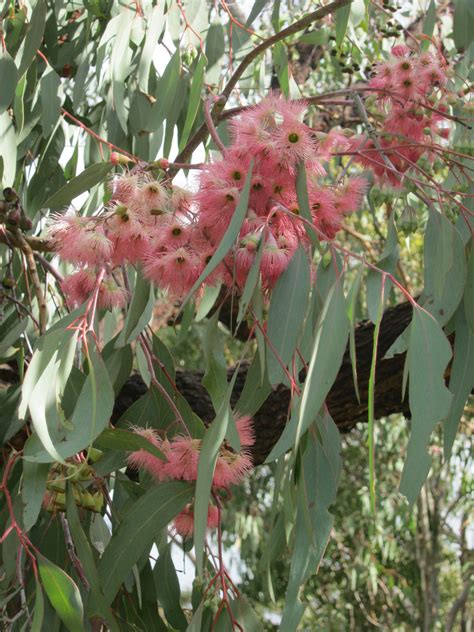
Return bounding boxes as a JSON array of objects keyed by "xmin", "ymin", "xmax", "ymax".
[
  {"xmin": 47, "ymin": 478, "xmax": 66, "ymax": 493},
  {"xmin": 80, "ymin": 490, "xmax": 96, "ymax": 510},
  {"xmin": 53, "ymin": 491, "xmax": 66, "ymax": 507},
  {"xmin": 2, "ymin": 276, "xmax": 16, "ymax": 289},
  {"xmin": 88, "ymin": 448, "xmax": 103, "ymax": 463},
  {"xmin": 92, "ymin": 492, "xmax": 104, "ymax": 512},
  {"xmin": 6, "ymin": 208, "xmax": 20, "ymax": 227},
  {"xmin": 156, "ymin": 158, "xmax": 170, "ymax": 170},
  {"xmin": 20, "ymin": 216, "xmax": 33, "ymax": 232},
  {"xmin": 110, "ymin": 152, "xmax": 132, "ymax": 166},
  {"xmin": 3, "ymin": 187, "xmax": 18, "ymax": 202}
]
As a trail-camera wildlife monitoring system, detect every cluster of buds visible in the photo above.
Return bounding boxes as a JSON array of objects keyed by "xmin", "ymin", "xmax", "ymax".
[
  {"xmin": 0, "ymin": 187, "xmax": 32, "ymax": 232},
  {"xmin": 43, "ymin": 452, "xmax": 104, "ymax": 513}
]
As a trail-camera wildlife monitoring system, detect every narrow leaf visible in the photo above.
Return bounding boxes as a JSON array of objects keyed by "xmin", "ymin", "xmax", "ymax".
[
  {"xmin": 98, "ymin": 482, "xmax": 194, "ymax": 603},
  {"xmin": 115, "ymin": 275, "xmax": 154, "ymax": 347},
  {"xmin": 179, "ymin": 54, "xmax": 206, "ymax": 151},
  {"xmin": 38, "ymin": 555, "xmax": 84, "ymax": 632},
  {"xmin": 266, "ymin": 277, "xmax": 349, "ymax": 461},
  {"xmin": 16, "ymin": 0, "xmax": 47, "ymax": 77},
  {"xmin": 43, "ymin": 162, "xmax": 113, "ymax": 210},
  {"xmin": 0, "ymin": 50, "xmax": 18, "ymax": 115},
  {"xmin": 400, "ymin": 309, "xmax": 453, "ymax": 505},
  {"xmin": 22, "ymin": 458, "xmax": 49, "ymax": 531},
  {"xmin": 154, "ymin": 544, "xmax": 188, "ymax": 630},
  {"xmin": 266, "ymin": 246, "xmax": 311, "ymax": 385},
  {"xmin": 94, "ymin": 428, "xmax": 165, "ymax": 460},
  {"xmin": 335, "ymin": 3, "xmax": 351, "ymax": 47},
  {"xmin": 444, "ymin": 304, "xmax": 474, "ymax": 459}
]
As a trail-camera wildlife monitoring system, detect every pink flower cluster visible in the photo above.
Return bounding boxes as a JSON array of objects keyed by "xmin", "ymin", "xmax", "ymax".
[
  {"xmin": 49, "ymin": 46, "xmax": 450, "ymax": 307},
  {"xmin": 127, "ymin": 415, "xmax": 254, "ymax": 537},
  {"xmin": 196, "ymin": 96, "xmax": 367, "ymax": 288},
  {"xmin": 350, "ymin": 45, "xmax": 449, "ymax": 187},
  {"xmin": 49, "ymin": 96, "xmax": 367, "ymax": 307}
]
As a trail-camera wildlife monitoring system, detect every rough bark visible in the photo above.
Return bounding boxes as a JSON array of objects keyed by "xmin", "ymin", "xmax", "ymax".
[
  {"xmin": 2, "ymin": 300, "xmax": 434, "ymax": 466},
  {"xmin": 114, "ymin": 301, "xmax": 414, "ymax": 465}
]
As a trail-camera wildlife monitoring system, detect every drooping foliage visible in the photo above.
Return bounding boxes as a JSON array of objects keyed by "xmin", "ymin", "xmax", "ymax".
[{"xmin": 0, "ymin": 0, "xmax": 472, "ymax": 629}]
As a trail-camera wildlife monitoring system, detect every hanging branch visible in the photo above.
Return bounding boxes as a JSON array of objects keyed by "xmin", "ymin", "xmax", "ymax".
[{"xmin": 169, "ymin": 0, "xmax": 354, "ymax": 174}]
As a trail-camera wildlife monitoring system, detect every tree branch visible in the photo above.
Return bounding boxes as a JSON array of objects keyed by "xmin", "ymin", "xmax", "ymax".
[
  {"xmin": 113, "ymin": 300, "xmax": 416, "ymax": 465},
  {"xmin": 169, "ymin": 0, "xmax": 353, "ymax": 173}
]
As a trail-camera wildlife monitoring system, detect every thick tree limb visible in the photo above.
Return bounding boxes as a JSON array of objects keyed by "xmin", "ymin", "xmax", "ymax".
[{"xmin": 114, "ymin": 301, "xmax": 415, "ymax": 465}]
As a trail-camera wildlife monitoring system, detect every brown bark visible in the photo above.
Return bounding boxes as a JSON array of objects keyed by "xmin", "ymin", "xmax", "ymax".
[
  {"xmin": 2, "ymin": 300, "xmax": 419, "ymax": 465},
  {"xmin": 114, "ymin": 301, "xmax": 414, "ymax": 465}
]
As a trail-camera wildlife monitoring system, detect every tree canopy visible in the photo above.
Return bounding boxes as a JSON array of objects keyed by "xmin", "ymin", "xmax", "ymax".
[{"xmin": 0, "ymin": 0, "xmax": 472, "ymax": 629}]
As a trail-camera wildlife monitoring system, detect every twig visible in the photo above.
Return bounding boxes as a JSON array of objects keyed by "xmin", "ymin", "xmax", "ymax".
[
  {"xmin": 12, "ymin": 230, "xmax": 48, "ymax": 334},
  {"xmin": 169, "ymin": 0, "xmax": 353, "ymax": 174},
  {"xmin": 2, "ymin": 293, "xmax": 41, "ymax": 329},
  {"xmin": 204, "ymin": 97, "xmax": 227, "ymax": 154},
  {"xmin": 34, "ymin": 252, "xmax": 64, "ymax": 285},
  {"xmin": 60, "ymin": 514, "xmax": 90, "ymax": 590}
]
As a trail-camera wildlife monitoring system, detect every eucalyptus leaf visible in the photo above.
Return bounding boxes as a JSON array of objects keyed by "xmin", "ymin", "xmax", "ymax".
[
  {"xmin": 0, "ymin": 50, "xmax": 18, "ymax": 114},
  {"xmin": 38, "ymin": 555, "xmax": 84, "ymax": 632},
  {"xmin": 98, "ymin": 482, "xmax": 194, "ymax": 603},
  {"xmin": 443, "ymin": 304, "xmax": 474, "ymax": 460},
  {"xmin": 43, "ymin": 162, "xmax": 113, "ymax": 210},
  {"xmin": 266, "ymin": 277, "xmax": 349, "ymax": 462},
  {"xmin": 266, "ymin": 246, "xmax": 311, "ymax": 385},
  {"xmin": 400, "ymin": 309, "xmax": 453, "ymax": 505}
]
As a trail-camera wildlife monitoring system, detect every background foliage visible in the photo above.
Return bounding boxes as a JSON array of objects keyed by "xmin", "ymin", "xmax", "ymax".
[{"xmin": 0, "ymin": 0, "xmax": 472, "ymax": 630}]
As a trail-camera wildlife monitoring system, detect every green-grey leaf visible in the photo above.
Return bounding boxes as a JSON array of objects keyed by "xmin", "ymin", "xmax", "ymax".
[
  {"xmin": 443, "ymin": 304, "xmax": 474, "ymax": 459},
  {"xmin": 246, "ymin": 0, "xmax": 269, "ymax": 26},
  {"xmin": 38, "ymin": 555, "xmax": 84, "ymax": 632},
  {"xmin": 0, "ymin": 50, "xmax": 18, "ymax": 115},
  {"xmin": 154, "ymin": 544, "xmax": 188, "ymax": 630},
  {"xmin": 266, "ymin": 277, "xmax": 349, "ymax": 461},
  {"xmin": 399, "ymin": 309, "xmax": 453, "ymax": 505},
  {"xmin": 202, "ymin": 312, "xmax": 228, "ymax": 413},
  {"xmin": 422, "ymin": 208, "xmax": 466, "ymax": 325},
  {"xmin": 421, "ymin": 0, "xmax": 436, "ymax": 50},
  {"xmin": 40, "ymin": 67, "xmax": 62, "ymax": 137},
  {"xmin": 138, "ymin": 4, "xmax": 167, "ymax": 92},
  {"xmin": 194, "ymin": 379, "xmax": 237, "ymax": 573},
  {"xmin": 31, "ymin": 579, "xmax": 45, "ymax": 632},
  {"xmin": 266, "ymin": 246, "xmax": 310, "ymax": 385},
  {"xmin": 24, "ymin": 343, "xmax": 114, "ymax": 462},
  {"xmin": 94, "ymin": 428, "xmax": 165, "ymax": 460},
  {"xmin": 453, "ymin": 0, "xmax": 474, "ymax": 51},
  {"xmin": 152, "ymin": 49, "xmax": 181, "ymax": 130},
  {"xmin": 280, "ymin": 412, "xmax": 342, "ymax": 630},
  {"xmin": 295, "ymin": 163, "xmax": 319, "ymax": 251},
  {"xmin": 115, "ymin": 275, "xmax": 154, "ymax": 347},
  {"xmin": 179, "ymin": 54, "xmax": 206, "ymax": 151},
  {"xmin": 98, "ymin": 482, "xmax": 194, "ymax": 603},
  {"xmin": 43, "ymin": 162, "xmax": 113, "ymax": 210},
  {"xmin": 237, "ymin": 235, "xmax": 264, "ymax": 325},
  {"xmin": 465, "ymin": 245, "xmax": 474, "ymax": 332},
  {"xmin": 66, "ymin": 490, "xmax": 119, "ymax": 632},
  {"xmin": 366, "ymin": 215, "xmax": 399, "ymax": 323},
  {"xmin": 22, "ymin": 458, "xmax": 49, "ymax": 532},
  {"xmin": 183, "ymin": 161, "xmax": 253, "ymax": 303},
  {"xmin": 16, "ymin": 0, "xmax": 47, "ymax": 78},
  {"xmin": 0, "ymin": 111, "xmax": 17, "ymax": 187},
  {"xmin": 335, "ymin": 2, "xmax": 351, "ymax": 47},
  {"xmin": 0, "ymin": 316, "xmax": 27, "ymax": 356}
]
